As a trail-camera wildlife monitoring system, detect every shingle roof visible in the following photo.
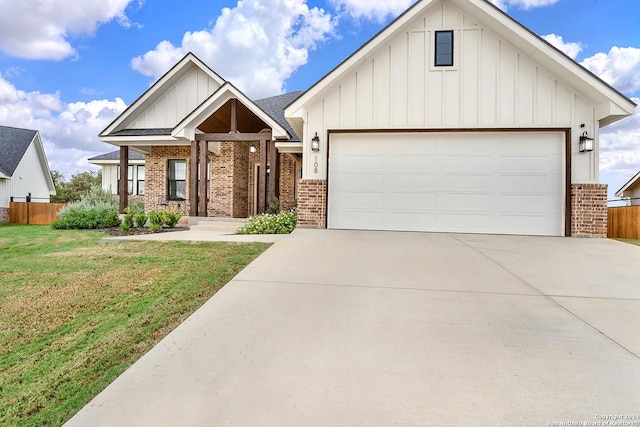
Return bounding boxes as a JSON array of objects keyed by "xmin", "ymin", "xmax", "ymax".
[
  {"xmin": 0, "ymin": 125, "xmax": 37, "ymax": 177},
  {"xmin": 109, "ymin": 128, "xmax": 173, "ymax": 137},
  {"xmin": 254, "ymin": 91, "xmax": 303, "ymax": 141},
  {"xmin": 88, "ymin": 150, "xmax": 146, "ymax": 161}
]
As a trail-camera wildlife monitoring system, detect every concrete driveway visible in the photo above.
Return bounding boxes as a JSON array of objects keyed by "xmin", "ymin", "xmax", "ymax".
[{"xmin": 65, "ymin": 230, "xmax": 640, "ymax": 426}]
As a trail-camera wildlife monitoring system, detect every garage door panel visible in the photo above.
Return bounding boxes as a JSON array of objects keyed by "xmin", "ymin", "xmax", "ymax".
[
  {"xmin": 440, "ymin": 174, "xmax": 492, "ymax": 192},
  {"xmin": 387, "ymin": 173, "xmax": 437, "ymax": 191},
  {"xmin": 498, "ymin": 155, "xmax": 562, "ymax": 173},
  {"xmin": 498, "ymin": 173, "xmax": 562, "ymax": 193},
  {"xmin": 328, "ymin": 132, "xmax": 565, "ymax": 236},
  {"xmin": 439, "ymin": 156, "xmax": 492, "ymax": 173},
  {"xmin": 388, "ymin": 192, "xmax": 437, "ymax": 210},
  {"xmin": 331, "ymin": 173, "xmax": 384, "ymax": 191},
  {"xmin": 331, "ymin": 190, "xmax": 384, "ymax": 209},
  {"xmin": 387, "ymin": 155, "xmax": 437, "ymax": 172}
]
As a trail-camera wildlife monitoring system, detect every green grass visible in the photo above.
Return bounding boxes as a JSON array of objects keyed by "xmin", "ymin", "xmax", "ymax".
[
  {"xmin": 0, "ymin": 224, "xmax": 269, "ymax": 426},
  {"xmin": 615, "ymin": 238, "xmax": 640, "ymax": 246}
]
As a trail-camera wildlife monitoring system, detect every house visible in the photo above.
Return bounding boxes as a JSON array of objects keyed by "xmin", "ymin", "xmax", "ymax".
[
  {"xmin": 101, "ymin": 0, "xmax": 635, "ymax": 237},
  {"xmin": 0, "ymin": 125, "xmax": 55, "ymax": 223},
  {"xmin": 88, "ymin": 150, "xmax": 146, "ymax": 200},
  {"xmin": 615, "ymin": 172, "xmax": 640, "ymax": 206}
]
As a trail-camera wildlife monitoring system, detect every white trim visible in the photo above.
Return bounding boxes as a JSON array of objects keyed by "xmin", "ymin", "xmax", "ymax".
[
  {"xmin": 615, "ymin": 171, "xmax": 640, "ymax": 198},
  {"xmin": 172, "ymin": 82, "xmax": 289, "ymax": 141},
  {"xmin": 88, "ymin": 159, "xmax": 145, "ymax": 166},
  {"xmin": 101, "ymin": 53, "xmax": 226, "ymax": 137},
  {"xmin": 275, "ymin": 141, "xmax": 303, "ymax": 153}
]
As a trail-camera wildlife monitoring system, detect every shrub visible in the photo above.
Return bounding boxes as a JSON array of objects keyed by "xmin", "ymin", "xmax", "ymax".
[
  {"xmin": 237, "ymin": 208, "xmax": 297, "ymax": 235},
  {"xmin": 57, "ymin": 184, "xmax": 118, "ymax": 219},
  {"xmin": 121, "ymin": 207, "xmax": 135, "ymax": 230},
  {"xmin": 52, "ymin": 208, "xmax": 121, "ymax": 230},
  {"xmin": 148, "ymin": 210, "xmax": 163, "ymax": 232},
  {"xmin": 134, "ymin": 211, "xmax": 148, "ymax": 228},
  {"xmin": 160, "ymin": 210, "xmax": 183, "ymax": 228}
]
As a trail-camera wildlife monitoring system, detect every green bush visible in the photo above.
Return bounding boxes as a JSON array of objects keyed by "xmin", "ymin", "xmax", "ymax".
[
  {"xmin": 148, "ymin": 210, "xmax": 163, "ymax": 231},
  {"xmin": 57, "ymin": 184, "xmax": 118, "ymax": 219},
  {"xmin": 237, "ymin": 209, "xmax": 297, "ymax": 234},
  {"xmin": 52, "ymin": 208, "xmax": 121, "ymax": 230},
  {"xmin": 160, "ymin": 210, "xmax": 183, "ymax": 228},
  {"xmin": 134, "ymin": 211, "xmax": 148, "ymax": 228},
  {"xmin": 121, "ymin": 208, "xmax": 135, "ymax": 230}
]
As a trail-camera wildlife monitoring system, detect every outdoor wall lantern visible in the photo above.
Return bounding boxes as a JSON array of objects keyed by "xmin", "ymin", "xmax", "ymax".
[
  {"xmin": 249, "ymin": 145, "xmax": 257, "ymax": 154},
  {"xmin": 311, "ymin": 132, "xmax": 320, "ymax": 152},
  {"xmin": 579, "ymin": 131, "xmax": 594, "ymax": 153}
]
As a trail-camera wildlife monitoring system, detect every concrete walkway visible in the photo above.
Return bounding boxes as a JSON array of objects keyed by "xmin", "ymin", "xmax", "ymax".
[{"xmin": 65, "ymin": 230, "xmax": 640, "ymax": 426}]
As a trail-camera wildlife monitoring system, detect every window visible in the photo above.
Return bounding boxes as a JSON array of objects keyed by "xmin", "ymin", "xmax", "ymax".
[
  {"xmin": 434, "ymin": 30, "xmax": 454, "ymax": 67},
  {"xmin": 117, "ymin": 165, "xmax": 134, "ymax": 195},
  {"xmin": 168, "ymin": 160, "xmax": 186, "ymax": 200},
  {"xmin": 137, "ymin": 165, "xmax": 145, "ymax": 195}
]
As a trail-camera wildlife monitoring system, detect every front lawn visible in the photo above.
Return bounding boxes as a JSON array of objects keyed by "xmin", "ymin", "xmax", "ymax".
[
  {"xmin": 615, "ymin": 238, "xmax": 640, "ymax": 246},
  {"xmin": 0, "ymin": 224, "xmax": 269, "ymax": 426}
]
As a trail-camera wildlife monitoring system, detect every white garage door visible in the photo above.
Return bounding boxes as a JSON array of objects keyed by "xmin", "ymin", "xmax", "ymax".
[{"xmin": 328, "ymin": 132, "xmax": 565, "ymax": 236}]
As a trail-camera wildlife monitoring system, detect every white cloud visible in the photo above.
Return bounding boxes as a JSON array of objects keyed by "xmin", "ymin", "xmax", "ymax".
[
  {"xmin": 131, "ymin": 0, "xmax": 336, "ymax": 99},
  {"xmin": 542, "ymin": 34, "xmax": 583, "ymax": 59},
  {"xmin": 330, "ymin": 0, "xmax": 416, "ymax": 22},
  {"xmin": 581, "ymin": 47, "xmax": 640, "ymax": 95},
  {"xmin": 0, "ymin": 0, "xmax": 138, "ymax": 60},
  {"xmin": 489, "ymin": 0, "xmax": 559, "ymax": 10},
  {"xmin": 0, "ymin": 74, "xmax": 127, "ymax": 177}
]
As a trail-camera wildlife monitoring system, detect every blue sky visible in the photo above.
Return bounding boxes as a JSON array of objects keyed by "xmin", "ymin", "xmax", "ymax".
[{"xmin": 0, "ymin": 0, "xmax": 638, "ymax": 199}]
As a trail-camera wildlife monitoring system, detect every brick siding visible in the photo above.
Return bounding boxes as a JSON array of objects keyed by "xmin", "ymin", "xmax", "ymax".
[
  {"xmin": 0, "ymin": 207, "xmax": 8, "ymax": 223},
  {"xmin": 571, "ymin": 183, "xmax": 608, "ymax": 237},
  {"xmin": 279, "ymin": 154, "xmax": 298, "ymax": 212},
  {"xmin": 145, "ymin": 146, "xmax": 191, "ymax": 214},
  {"xmin": 297, "ymin": 179, "xmax": 326, "ymax": 228}
]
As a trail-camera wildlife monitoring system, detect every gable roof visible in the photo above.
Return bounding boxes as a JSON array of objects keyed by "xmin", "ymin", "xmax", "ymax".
[
  {"xmin": 88, "ymin": 150, "xmax": 146, "ymax": 163},
  {"xmin": 0, "ymin": 125, "xmax": 38, "ymax": 177},
  {"xmin": 101, "ymin": 52, "xmax": 226, "ymax": 137},
  {"xmin": 285, "ymin": 0, "xmax": 635, "ymax": 132},
  {"xmin": 172, "ymin": 82, "xmax": 290, "ymax": 140},
  {"xmin": 615, "ymin": 171, "xmax": 640, "ymax": 198}
]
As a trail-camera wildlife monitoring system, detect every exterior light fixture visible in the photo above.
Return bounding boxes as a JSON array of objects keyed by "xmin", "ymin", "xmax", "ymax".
[
  {"xmin": 579, "ymin": 131, "xmax": 594, "ymax": 153},
  {"xmin": 311, "ymin": 132, "xmax": 320, "ymax": 152},
  {"xmin": 249, "ymin": 145, "xmax": 257, "ymax": 154}
]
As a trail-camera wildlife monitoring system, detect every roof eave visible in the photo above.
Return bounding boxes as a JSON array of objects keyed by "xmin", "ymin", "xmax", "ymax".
[{"xmin": 615, "ymin": 171, "xmax": 640, "ymax": 197}]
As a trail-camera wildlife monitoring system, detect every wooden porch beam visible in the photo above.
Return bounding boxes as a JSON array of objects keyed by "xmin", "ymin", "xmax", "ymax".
[
  {"xmin": 119, "ymin": 146, "xmax": 129, "ymax": 213},
  {"xmin": 195, "ymin": 132, "xmax": 272, "ymax": 142},
  {"xmin": 230, "ymin": 98, "xmax": 237, "ymax": 133},
  {"xmin": 258, "ymin": 138, "xmax": 268, "ymax": 214},
  {"xmin": 268, "ymin": 140, "xmax": 277, "ymax": 206},
  {"xmin": 198, "ymin": 139, "xmax": 208, "ymax": 216},
  {"xmin": 189, "ymin": 141, "xmax": 198, "ymax": 216}
]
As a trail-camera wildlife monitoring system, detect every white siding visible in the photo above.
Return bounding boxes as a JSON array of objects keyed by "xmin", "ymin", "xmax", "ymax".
[
  {"xmin": 128, "ymin": 66, "xmax": 222, "ymax": 129},
  {"xmin": 0, "ymin": 142, "xmax": 51, "ymax": 207},
  {"xmin": 302, "ymin": 1, "xmax": 597, "ymax": 182}
]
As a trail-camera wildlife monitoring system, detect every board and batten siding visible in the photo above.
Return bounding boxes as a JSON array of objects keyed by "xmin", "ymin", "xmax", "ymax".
[
  {"xmin": 302, "ymin": 1, "xmax": 597, "ymax": 182},
  {"xmin": 127, "ymin": 65, "xmax": 222, "ymax": 130},
  {"xmin": 0, "ymin": 142, "xmax": 51, "ymax": 207}
]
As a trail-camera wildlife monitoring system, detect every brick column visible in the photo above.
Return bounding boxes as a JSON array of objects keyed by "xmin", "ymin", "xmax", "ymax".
[
  {"xmin": 571, "ymin": 183, "xmax": 608, "ymax": 237},
  {"xmin": 297, "ymin": 179, "xmax": 327, "ymax": 228}
]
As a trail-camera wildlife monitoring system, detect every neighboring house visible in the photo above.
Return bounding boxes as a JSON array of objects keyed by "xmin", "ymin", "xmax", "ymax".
[
  {"xmin": 0, "ymin": 125, "xmax": 55, "ymax": 222},
  {"xmin": 88, "ymin": 150, "xmax": 146, "ymax": 198},
  {"xmin": 615, "ymin": 172, "xmax": 640, "ymax": 206},
  {"xmin": 101, "ymin": 0, "xmax": 635, "ymax": 237}
]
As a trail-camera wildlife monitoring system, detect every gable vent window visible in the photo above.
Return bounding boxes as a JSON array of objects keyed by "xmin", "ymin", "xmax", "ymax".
[{"xmin": 434, "ymin": 30, "xmax": 454, "ymax": 67}]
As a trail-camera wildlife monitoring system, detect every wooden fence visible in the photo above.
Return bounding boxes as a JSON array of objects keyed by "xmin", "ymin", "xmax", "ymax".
[
  {"xmin": 607, "ymin": 206, "xmax": 640, "ymax": 239},
  {"xmin": 9, "ymin": 202, "xmax": 66, "ymax": 225}
]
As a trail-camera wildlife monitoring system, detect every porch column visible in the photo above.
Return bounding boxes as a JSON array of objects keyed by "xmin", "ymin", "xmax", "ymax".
[
  {"xmin": 258, "ymin": 138, "xmax": 268, "ymax": 214},
  {"xmin": 119, "ymin": 146, "xmax": 129, "ymax": 213},
  {"xmin": 198, "ymin": 139, "xmax": 208, "ymax": 216},
  {"xmin": 189, "ymin": 141, "xmax": 198, "ymax": 216},
  {"xmin": 268, "ymin": 140, "xmax": 277, "ymax": 206}
]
